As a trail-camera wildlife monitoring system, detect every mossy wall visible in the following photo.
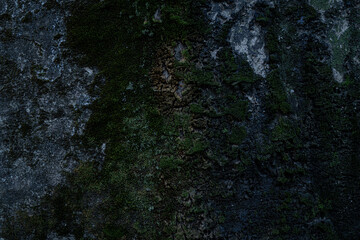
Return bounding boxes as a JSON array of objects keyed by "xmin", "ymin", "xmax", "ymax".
[{"xmin": 2, "ymin": 0, "xmax": 360, "ymax": 239}]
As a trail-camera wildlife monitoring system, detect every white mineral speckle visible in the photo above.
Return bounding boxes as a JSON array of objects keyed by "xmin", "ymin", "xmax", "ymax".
[
  {"xmin": 210, "ymin": 47, "xmax": 222, "ymax": 60},
  {"xmin": 332, "ymin": 68, "xmax": 344, "ymax": 83}
]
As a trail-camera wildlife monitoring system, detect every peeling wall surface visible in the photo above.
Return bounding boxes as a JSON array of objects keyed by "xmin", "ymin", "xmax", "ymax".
[{"xmin": 0, "ymin": 0, "xmax": 101, "ymax": 222}]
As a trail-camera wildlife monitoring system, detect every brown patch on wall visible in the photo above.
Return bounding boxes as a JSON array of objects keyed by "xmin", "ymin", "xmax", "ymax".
[{"xmin": 151, "ymin": 44, "xmax": 198, "ymax": 114}]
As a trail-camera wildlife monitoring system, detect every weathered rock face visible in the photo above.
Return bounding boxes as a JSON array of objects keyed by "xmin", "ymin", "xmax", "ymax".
[
  {"xmin": 198, "ymin": 0, "xmax": 360, "ymax": 239},
  {"xmin": 310, "ymin": 0, "xmax": 351, "ymax": 83},
  {"xmin": 208, "ymin": 0, "xmax": 269, "ymax": 77},
  {"xmin": 0, "ymin": 0, "xmax": 100, "ymax": 223},
  {"xmin": 0, "ymin": 0, "xmax": 359, "ymax": 239}
]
